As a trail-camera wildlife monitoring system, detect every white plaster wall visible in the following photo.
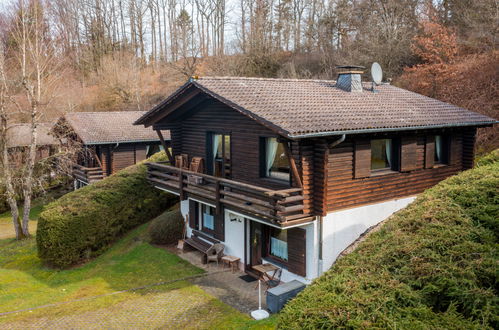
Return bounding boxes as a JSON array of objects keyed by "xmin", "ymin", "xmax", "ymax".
[
  {"xmin": 180, "ymin": 199, "xmax": 191, "ymax": 237},
  {"xmin": 322, "ymin": 196, "xmax": 416, "ymax": 272},
  {"xmin": 223, "ymin": 211, "xmax": 246, "ymax": 262}
]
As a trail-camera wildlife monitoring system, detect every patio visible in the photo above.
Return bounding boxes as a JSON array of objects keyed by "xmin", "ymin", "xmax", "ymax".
[{"xmin": 172, "ymin": 248, "xmax": 269, "ymax": 314}]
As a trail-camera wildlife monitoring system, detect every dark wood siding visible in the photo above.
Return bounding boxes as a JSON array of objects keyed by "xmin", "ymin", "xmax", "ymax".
[
  {"xmin": 287, "ymin": 227, "xmax": 306, "ymax": 277},
  {"xmin": 313, "ymin": 139, "xmax": 328, "ymax": 216},
  {"xmin": 214, "ymin": 213, "xmax": 225, "ymax": 241},
  {"xmin": 326, "ymin": 130, "xmax": 467, "ymax": 211}
]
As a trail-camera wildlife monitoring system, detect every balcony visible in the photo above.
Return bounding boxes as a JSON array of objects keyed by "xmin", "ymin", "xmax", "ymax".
[
  {"xmin": 146, "ymin": 162, "xmax": 314, "ymax": 226},
  {"xmin": 72, "ymin": 164, "xmax": 105, "ymax": 185}
]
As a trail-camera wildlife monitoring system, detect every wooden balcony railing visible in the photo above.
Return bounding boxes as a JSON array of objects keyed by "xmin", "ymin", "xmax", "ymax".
[
  {"xmin": 73, "ymin": 164, "xmax": 105, "ymax": 184},
  {"xmin": 146, "ymin": 162, "xmax": 310, "ymax": 224}
]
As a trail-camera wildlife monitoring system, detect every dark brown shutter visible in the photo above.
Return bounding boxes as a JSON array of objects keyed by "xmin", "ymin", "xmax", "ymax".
[
  {"xmin": 448, "ymin": 134, "xmax": 462, "ymax": 166},
  {"xmin": 425, "ymin": 136, "xmax": 435, "ymax": 169},
  {"xmin": 287, "ymin": 227, "xmax": 306, "ymax": 277},
  {"xmin": 462, "ymin": 129, "xmax": 476, "ymax": 170},
  {"xmin": 400, "ymin": 137, "xmax": 418, "ymax": 172},
  {"xmin": 213, "ymin": 213, "xmax": 225, "ymax": 241},
  {"xmin": 354, "ymin": 140, "xmax": 371, "ymax": 178},
  {"xmin": 188, "ymin": 200, "xmax": 198, "ymax": 229},
  {"xmin": 135, "ymin": 146, "xmax": 147, "ymax": 162}
]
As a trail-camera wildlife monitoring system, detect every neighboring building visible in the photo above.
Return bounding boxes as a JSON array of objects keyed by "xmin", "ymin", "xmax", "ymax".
[
  {"xmin": 135, "ymin": 71, "xmax": 497, "ymax": 283},
  {"xmin": 7, "ymin": 123, "xmax": 59, "ymax": 167},
  {"xmin": 54, "ymin": 111, "xmax": 167, "ymax": 188}
]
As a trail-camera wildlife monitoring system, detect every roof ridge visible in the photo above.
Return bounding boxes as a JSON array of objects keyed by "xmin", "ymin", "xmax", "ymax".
[
  {"xmin": 198, "ymin": 76, "xmax": 338, "ymax": 83},
  {"xmin": 67, "ymin": 110, "xmax": 146, "ymax": 115}
]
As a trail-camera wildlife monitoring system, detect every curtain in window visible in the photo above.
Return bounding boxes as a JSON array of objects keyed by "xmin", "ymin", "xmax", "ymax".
[
  {"xmin": 385, "ymin": 139, "xmax": 392, "ymax": 167},
  {"xmin": 159, "ymin": 145, "xmax": 164, "ymax": 151},
  {"xmin": 145, "ymin": 145, "xmax": 150, "ymax": 156},
  {"xmin": 212, "ymin": 134, "xmax": 221, "ymax": 160},
  {"xmin": 266, "ymin": 138, "xmax": 278, "ymax": 176},
  {"xmin": 270, "ymin": 237, "xmax": 288, "ymax": 260},
  {"xmin": 203, "ymin": 213, "xmax": 214, "ymax": 230},
  {"xmin": 435, "ymin": 135, "xmax": 442, "ymax": 161}
]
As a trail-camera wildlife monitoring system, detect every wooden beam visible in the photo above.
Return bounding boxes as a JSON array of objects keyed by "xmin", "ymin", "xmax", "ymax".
[
  {"xmin": 282, "ymin": 141, "xmax": 303, "ymax": 188},
  {"xmin": 156, "ymin": 129, "xmax": 174, "ymax": 164}
]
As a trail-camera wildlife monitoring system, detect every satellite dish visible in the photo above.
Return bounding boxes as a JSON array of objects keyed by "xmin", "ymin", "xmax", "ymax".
[{"xmin": 371, "ymin": 62, "xmax": 383, "ymax": 85}]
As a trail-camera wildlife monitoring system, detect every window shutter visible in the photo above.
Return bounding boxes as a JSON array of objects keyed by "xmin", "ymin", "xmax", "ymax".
[
  {"xmin": 287, "ymin": 227, "xmax": 306, "ymax": 277},
  {"xmin": 448, "ymin": 135, "xmax": 462, "ymax": 166},
  {"xmin": 425, "ymin": 136, "xmax": 435, "ymax": 169},
  {"xmin": 213, "ymin": 213, "xmax": 225, "ymax": 241},
  {"xmin": 354, "ymin": 140, "xmax": 371, "ymax": 178},
  {"xmin": 400, "ymin": 137, "xmax": 417, "ymax": 172},
  {"xmin": 188, "ymin": 200, "xmax": 198, "ymax": 229}
]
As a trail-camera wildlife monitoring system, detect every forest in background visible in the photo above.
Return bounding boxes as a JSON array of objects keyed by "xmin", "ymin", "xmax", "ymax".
[{"xmin": 0, "ymin": 0, "xmax": 497, "ymax": 140}]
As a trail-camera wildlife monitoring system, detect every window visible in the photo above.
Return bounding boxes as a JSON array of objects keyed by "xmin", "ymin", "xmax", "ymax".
[
  {"xmin": 269, "ymin": 228, "xmax": 288, "ymax": 261},
  {"xmin": 146, "ymin": 145, "xmax": 160, "ymax": 158},
  {"xmin": 371, "ymin": 139, "xmax": 394, "ymax": 171},
  {"xmin": 201, "ymin": 204, "xmax": 215, "ymax": 231},
  {"xmin": 209, "ymin": 133, "xmax": 231, "ymax": 178},
  {"xmin": 434, "ymin": 135, "xmax": 448, "ymax": 164},
  {"xmin": 262, "ymin": 137, "xmax": 290, "ymax": 182}
]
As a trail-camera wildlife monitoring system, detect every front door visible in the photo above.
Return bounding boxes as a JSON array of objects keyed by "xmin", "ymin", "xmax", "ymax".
[{"xmin": 250, "ymin": 221, "xmax": 263, "ymax": 266}]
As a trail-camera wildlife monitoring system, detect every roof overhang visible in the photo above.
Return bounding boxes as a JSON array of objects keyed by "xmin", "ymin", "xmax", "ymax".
[{"xmin": 289, "ymin": 121, "xmax": 498, "ymax": 139}]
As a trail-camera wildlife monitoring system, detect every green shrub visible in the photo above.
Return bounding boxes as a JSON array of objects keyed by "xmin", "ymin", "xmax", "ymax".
[
  {"xmin": 278, "ymin": 152, "xmax": 499, "ymax": 329},
  {"xmin": 476, "ymin": 148, "xmax": 499, "ymax": 167},
  {"xmin": 37, "ymin": 152, "xmax": 177, "ymax": 268},
  {"xmin": 148, "ymin": 207, "xmax": 184, "ymax": 245}
]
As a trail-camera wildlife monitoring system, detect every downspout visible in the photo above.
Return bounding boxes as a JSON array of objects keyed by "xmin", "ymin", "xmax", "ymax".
[
  {"xmin": 328, "ymin": 134, "xmax": 346, "ymax": 149},
  {"xmin": 318, "ymin": 134, "xmax": 346, "ymax": 277}
]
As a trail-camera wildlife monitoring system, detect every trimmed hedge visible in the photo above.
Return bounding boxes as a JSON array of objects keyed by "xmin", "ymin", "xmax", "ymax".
[
  {"xmin": 37, "ymin": 152, "xmax": 176, "ymax": 268},
  {"xmin": 148, "ymin": 207, "xmax": 184, "ymax": 245},
  {"xmin": 278, "ymin": 151, "xmax": 499, "ymax": 329}
]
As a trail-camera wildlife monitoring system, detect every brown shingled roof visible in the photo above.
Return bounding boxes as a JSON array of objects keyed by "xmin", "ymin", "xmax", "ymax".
[
  {"xmin": 135, "ymin": 77, "xmax": 497, "ymax": 138},
  {"xmin": 65, "ymin": 111, "xmax": 165, "ymax": 144},
  {"xmin": 7, "ymin": 123, "xmax": 57, "ymax": 148}
]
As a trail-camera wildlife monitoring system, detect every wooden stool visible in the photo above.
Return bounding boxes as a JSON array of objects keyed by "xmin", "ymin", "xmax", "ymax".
[{"xmin": 221, "ymin": 255, "xmax": 240, "ymax": 273}]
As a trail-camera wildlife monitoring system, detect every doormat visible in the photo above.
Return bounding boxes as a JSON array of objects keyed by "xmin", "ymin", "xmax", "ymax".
[{"xmin": 239, "ymin": 275, "xmax": 257, "ymax": 283}]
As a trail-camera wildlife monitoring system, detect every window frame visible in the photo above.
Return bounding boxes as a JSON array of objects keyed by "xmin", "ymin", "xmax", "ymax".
[
  {"xmin": 264, "ymin": 227, "xmax": 289, "ymax": 267},
  {"xmin": 259, "ymin": 137, "xmax": 292, "ymax": 185},
  {"xmin": 434, "ymin": 134, "xmax": 450, "ymax": 165},
  {"xmin": 370, "ymin": 138, "xmax": 399, "ymax": 175},
  {"xmin": 200, "ymin": 203, "xmax": 216, "ymax": 236},
  {"xmin": 206, "ymin": 131, "xmax": 231, "ymax": 178}
]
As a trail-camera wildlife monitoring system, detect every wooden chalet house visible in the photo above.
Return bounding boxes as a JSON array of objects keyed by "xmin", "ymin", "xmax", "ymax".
[
  {"xmin": 54, "ymin": 111, "xmax": 167, "ymax": 188},
  {"xmin": 7, "ymin": 123, "xmax": 59, "ymax": 168},
  {"xmin": 135, "ymin": 70, "xmax": 496, "ymax": 283}
]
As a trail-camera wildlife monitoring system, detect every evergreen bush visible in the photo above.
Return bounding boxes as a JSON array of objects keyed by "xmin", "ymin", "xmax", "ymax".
[
  {"xmin": 37, "ymin": 152, "xmax": 176, "ymax": 268},
  {"xmin": 148, "ymin": 208, "xmax": 184, "ymax": 245},
  {"xmin": 278, "ymin": 151, "xmax": 499, "ymax": 329}
]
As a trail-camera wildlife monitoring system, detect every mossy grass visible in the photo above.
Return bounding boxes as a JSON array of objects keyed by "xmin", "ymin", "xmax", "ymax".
[{"xmin": 278, "ymin": 151, "xmax": 499, "ymax": 329}]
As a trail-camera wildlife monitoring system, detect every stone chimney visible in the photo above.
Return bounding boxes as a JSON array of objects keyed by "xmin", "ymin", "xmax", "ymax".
[{"xmin": 336, "ymin": 65, "xmax": 365, "ymax": 92}]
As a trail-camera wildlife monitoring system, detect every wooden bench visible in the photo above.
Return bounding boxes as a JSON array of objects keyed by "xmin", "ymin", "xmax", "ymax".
[{"xmin": 184, "ymin": 230, "xmax": 220, "ymax": 264}]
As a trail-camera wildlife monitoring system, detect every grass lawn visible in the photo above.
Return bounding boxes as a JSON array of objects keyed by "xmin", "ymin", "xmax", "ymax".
[
  {"xmin": 0, "ymin": 223, "xmax": 254, "ymax": 328},
  {"xmin": 0, "ymin": 205, "xmax": 43, "ymax": 239}
]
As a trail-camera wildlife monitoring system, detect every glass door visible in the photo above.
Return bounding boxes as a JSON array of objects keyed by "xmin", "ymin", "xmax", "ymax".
[{"xmin": 210, "ymin": 133, "xmax": 231, "ymax": 178}]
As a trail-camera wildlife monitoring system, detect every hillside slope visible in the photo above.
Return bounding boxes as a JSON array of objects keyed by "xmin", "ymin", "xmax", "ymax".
[{"xmin": 278, "ymin": 151, "xmax": 498, "ymax": 329}]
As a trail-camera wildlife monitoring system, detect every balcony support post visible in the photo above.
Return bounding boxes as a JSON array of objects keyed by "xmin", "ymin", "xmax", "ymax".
[{"xmin": 215, "ymin": 180, "xmax": 221, "ymax": 215}]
